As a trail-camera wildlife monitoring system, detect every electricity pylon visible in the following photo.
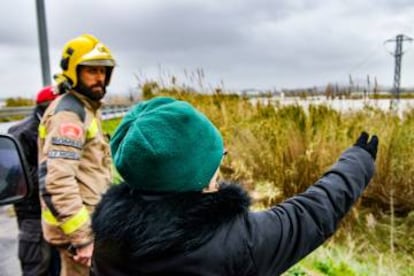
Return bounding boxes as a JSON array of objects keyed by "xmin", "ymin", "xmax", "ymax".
[{"xmin": 384, "ymin": 34, "xmax": 413, "ymax": 111}]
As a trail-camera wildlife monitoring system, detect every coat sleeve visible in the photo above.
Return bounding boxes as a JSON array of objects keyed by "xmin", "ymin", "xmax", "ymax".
[
  {"xmin": 39, "ymin": 110, "xmax": 92, "ymax": 246},
  {"xmin": 245, "ymin": 146, "xmax": 375, "ymax": 275}
]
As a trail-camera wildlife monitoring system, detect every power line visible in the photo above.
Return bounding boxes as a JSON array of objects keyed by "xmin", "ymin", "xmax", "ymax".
[
  {"xmin": 347, "ymin": 43, "xmax": 383, "ymax": 74},
  {"xmin": 331, "ymin": 43, "xmax": 383, "ymax": 89}
]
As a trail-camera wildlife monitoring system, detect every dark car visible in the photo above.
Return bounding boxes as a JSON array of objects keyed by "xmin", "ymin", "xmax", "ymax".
[{"xmin": 0, "ymin": 134, "xmax": 32, "ymax": 206}]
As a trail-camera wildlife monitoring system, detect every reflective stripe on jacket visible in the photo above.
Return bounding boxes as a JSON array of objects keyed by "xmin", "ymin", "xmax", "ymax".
[{"xmin": 38, "ymin": 90, "xmax": 112, "ymax": 246}]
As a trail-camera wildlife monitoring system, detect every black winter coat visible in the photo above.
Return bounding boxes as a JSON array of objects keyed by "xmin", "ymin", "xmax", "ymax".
[
  {"xmin": 91, "ymin": 147, "xmax": 375, "ymax": 276},
  {"xmin": 8, "ymin": 107, "xmax": 43, "ymax": 219}
]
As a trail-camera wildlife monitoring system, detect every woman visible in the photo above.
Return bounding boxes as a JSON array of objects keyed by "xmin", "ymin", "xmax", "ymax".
[{"xmin": 91, "ymin": 97, "xmax": 378, "ymax": 276}]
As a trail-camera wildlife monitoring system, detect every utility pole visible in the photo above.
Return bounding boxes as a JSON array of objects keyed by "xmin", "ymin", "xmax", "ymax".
[
  {"xmin": 384, "ymin": 34, "xmax": 413, "ymax": 111},
  {"xmin": 36, "ymin": 0, "xmax": 51, "ymax": 86},
  {"xmin": 348, "ymin": 74, "xmax": 353, "ymax": 98}
]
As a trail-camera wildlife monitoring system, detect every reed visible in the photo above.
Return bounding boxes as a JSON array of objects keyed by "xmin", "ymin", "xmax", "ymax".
[{"xmin": 103, "ymin": 85, "xmax": 414, "ymax": 274}]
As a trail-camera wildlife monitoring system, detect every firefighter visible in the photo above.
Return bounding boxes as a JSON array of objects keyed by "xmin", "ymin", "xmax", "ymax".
[{"xmin": 38, "ymin": 34, "xmax": 115, "ymax": 276}]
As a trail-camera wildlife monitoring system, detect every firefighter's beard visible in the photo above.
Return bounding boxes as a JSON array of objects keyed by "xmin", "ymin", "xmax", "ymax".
[{"xmin": 74, "ymin": 80, "xmax": 106, "ymax": 101}]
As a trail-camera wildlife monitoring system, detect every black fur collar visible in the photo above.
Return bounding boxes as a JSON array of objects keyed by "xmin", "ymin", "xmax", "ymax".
[{"xmin": 92, "ymin": 182, "xmax": 251, "ymax": 261}]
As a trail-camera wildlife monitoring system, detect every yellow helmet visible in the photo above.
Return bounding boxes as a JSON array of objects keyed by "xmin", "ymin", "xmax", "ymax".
[{"xmin": 59, "ymin": 34, "xmax": 115, "ymax": 87}]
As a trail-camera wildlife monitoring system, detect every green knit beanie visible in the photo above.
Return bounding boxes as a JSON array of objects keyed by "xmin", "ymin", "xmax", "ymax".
[{"xmin": 110, "ymin": 97, "xmax": 224, "ymax": 192}]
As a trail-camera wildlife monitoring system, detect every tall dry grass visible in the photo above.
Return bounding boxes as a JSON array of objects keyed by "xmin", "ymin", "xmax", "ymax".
[
  {"xmin": 143, "ymin": 88, "xmax": 413, "ymax": 213},
  {"xmin": 125, "ymin": 84, "xmax": 414, "ymax": 274}
]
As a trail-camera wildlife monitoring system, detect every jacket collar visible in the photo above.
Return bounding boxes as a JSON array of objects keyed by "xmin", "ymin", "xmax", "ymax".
[
  {"xmin": 92, "ymin": 182, "xmax": 251, "ymax": 261},
  {"xmin": 70, "ymin": 90, "xmax": 102, "ymax": 111}
]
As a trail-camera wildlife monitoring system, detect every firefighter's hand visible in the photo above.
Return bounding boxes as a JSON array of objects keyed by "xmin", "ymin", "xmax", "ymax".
[
  {"xmin": 73, "ymin": 242, "xmax": 94, "ymax": 267},
  {"xmin": 354, "ymin": 131, "xmax": 379, "ymax": 160}
]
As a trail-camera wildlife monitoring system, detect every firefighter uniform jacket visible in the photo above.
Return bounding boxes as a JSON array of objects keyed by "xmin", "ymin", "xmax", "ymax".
[{"xmin": 38, "ymin": 90, "xmax": 112, "ymax": 247}]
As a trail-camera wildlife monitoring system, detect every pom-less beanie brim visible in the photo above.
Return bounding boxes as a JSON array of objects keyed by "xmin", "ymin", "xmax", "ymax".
[{"xmin": 111, "ymin": 97, "xmax": 224, "ymax": 192}]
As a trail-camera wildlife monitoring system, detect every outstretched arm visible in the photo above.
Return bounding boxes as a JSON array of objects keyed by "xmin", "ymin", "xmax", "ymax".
[{"xmin": 247, "ymin": 133, "xmax": 378, "ymax": 275}]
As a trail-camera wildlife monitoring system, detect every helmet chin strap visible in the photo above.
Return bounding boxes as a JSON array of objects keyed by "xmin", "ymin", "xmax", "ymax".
[{"xmin": 74, "ymin": 81, "xmax": 106, "ymax": 101}]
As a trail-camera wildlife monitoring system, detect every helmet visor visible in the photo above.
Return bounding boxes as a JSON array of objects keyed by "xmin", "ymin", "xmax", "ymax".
[
  {"xmin": 79, "ymin": 59, "xmax": 115, "ymax": 67},
  {"xmin": 78, "ymin": 42, "xmax": 116, "ymax": 67}
]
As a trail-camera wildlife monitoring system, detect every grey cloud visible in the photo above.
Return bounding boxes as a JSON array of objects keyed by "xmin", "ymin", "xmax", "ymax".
[
  {"xmin": 47, "ymin": 0, "xmax": 314, "ymax": 52},
  {"xmin": 1, "ymin": 0, "xmax": 414, "ymax": 99},
  {"xmin": 0, "ymin": 2, "xmax": 37, "ymax": 46}
]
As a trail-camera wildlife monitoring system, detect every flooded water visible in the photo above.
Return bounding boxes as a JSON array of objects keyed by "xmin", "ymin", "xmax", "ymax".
[{"xmin": 251, "ymin": 97, "xmax": 414, "ymax": 117}]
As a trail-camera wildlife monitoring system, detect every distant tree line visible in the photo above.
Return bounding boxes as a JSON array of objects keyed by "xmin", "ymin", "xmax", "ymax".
[{"xmin": 4, "ymin": 97, "xmax": 34, "ymax": 107}]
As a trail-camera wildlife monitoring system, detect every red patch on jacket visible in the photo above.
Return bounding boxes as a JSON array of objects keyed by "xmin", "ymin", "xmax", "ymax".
[{"xmin": 60, "ymin": 123, "xmax": 83, "ymax": 139}]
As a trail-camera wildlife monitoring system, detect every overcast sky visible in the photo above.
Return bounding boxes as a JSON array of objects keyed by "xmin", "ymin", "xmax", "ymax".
[{"xmin": 1, "ymin": 0, "xmax": 414, "ymax": 98}]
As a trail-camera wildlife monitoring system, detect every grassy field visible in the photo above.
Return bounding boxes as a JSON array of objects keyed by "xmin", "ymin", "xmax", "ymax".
[{"xmin": 103, "ymin": 88, "xmax": 414, "ymax": 275}]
